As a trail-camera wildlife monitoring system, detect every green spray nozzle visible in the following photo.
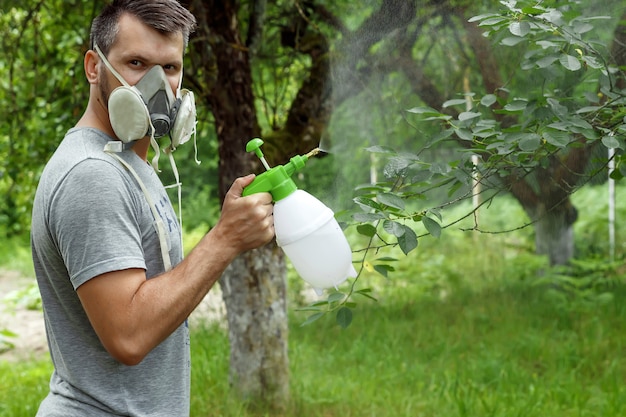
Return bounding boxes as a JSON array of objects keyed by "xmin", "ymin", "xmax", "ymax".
[{"xmin": 242, "ymin": 138, "xmax": 309, "ymax": 201}]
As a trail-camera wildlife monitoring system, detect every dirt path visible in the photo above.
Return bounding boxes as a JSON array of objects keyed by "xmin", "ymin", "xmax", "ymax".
[
  {"xmin": 0, "ymin": 270, "xmax": 226, "ymax": 362},
  {"xmin": 0, "ymin": 271, "xmax": 47, "ymax": 360}
]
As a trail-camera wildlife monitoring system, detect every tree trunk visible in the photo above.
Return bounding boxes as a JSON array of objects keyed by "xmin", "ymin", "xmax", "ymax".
[
  {"xmin": 529, "ymin": 203, "xmax": 577, "ymax": 266},
  {"xmin": 188, "ymin": 0, "xmax": 290, "ymax": 409},
  {"xmin": 220, "ymin": 248, "xmax": 289, "ymax": 408}
]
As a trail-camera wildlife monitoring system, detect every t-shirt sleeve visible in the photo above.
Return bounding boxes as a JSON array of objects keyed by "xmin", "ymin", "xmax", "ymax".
[{"xmin": 49, "ymin": 158, "xmax": 148, "ymax": 289}]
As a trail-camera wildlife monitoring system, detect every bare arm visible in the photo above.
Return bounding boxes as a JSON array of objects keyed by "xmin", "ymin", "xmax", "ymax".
[{"xmin": 77, "ymin": 174, "xmax": 274, "ymax": 365}]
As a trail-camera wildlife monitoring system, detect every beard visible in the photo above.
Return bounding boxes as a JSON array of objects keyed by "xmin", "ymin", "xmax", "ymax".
[{"xmin": 98, "ymin": 67, "xmax": 111, "ymax": 109}]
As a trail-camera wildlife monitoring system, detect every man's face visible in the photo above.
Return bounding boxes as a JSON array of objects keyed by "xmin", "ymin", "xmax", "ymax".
[{"xmin": 97, "ymin": 13, "xmax": 184, "ymax": 107}]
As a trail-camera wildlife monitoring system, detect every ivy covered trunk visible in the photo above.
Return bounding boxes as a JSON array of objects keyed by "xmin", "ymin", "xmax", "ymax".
[{"xmin": 188, "ymin": 0, "xmax": 290, "ymax": 410}]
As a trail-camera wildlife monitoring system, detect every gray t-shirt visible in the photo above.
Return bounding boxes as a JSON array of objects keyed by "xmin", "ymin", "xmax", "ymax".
[{"xmin": 31, "ymin": 128, "xmax": 190, "ymax": 416}]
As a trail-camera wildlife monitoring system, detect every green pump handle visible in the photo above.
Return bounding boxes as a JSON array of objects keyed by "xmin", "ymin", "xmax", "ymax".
[{"xmin": 242, "ymin": 138, "xmax": 308, "ymax": 201}]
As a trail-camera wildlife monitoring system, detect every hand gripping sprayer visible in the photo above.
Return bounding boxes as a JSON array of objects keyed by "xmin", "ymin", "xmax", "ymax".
[{"xmin": 243, "ymin": 138, "xmax": 357, "ymax": 294}]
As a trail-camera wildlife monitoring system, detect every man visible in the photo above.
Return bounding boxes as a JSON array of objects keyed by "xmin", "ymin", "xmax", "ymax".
[{"xmin": 30, "ymin": 1, "xmax": 274, "ymax": 416}]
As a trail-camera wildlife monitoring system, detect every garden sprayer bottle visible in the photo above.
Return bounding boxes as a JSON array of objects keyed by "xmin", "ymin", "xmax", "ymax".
[{"xmin": 243, "ymin": 138, "xmax": 357, "ymax": 294}]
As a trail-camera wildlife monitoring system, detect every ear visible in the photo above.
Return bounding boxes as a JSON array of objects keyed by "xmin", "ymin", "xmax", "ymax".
[{"xmin": 84, "ymin": 50, "xmax": 100, "ymax": 84}]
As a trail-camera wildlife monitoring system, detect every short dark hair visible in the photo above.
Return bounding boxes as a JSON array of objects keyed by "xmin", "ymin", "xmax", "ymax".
[{"xmin": 90, "ymin": 0, "xmax": 197, "ymax": 54}]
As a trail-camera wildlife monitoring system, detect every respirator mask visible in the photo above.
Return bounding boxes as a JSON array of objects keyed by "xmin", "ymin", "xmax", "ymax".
[
  {"xmin": 94, "ymin": 44, "xmax": 196, "ymax": 151},
  {"xmin": 94, "ymin": 44, "xmax": 199, "ymax": 271}
]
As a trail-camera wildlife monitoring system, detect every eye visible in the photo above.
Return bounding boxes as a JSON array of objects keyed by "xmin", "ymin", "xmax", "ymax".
[
  {"xmin": 163, "ymin": 64, "xmax": 181, "ymax": 74},
  {"xmin": 129, "ymin": 60, "xmax": 143, "ymax": 68}
]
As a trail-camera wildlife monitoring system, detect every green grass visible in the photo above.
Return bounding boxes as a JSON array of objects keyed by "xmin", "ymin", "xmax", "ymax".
[
  {"xmin": 3, "ymin": 273, "xmax": 626, "ymax": 416},
  {"xmin": 186, "ymin": 280, "xmax": 626, "ymax": 417},
  {"xmin": 0, "ymin": 357, "xmax": 52, "ymax": 417}
]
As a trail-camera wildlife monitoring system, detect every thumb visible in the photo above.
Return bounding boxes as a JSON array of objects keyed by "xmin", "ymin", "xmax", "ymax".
[{"xmin": 229, "ymin": 174, "xmax": 256, "ymax": 198}]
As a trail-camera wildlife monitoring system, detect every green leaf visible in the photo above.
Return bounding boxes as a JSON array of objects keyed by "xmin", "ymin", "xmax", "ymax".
[
  {"xmin": 384, "ymin": 157, "xmax": 412, "ymax": 178},
  {"xmin": 300, "ymin": 312, "xmax": 325, "ymax": 327},
  {"xmin": 353, "ymin": 196, "xmax": 383, "ymax": 212},
  {"xmin": 356, "ymin": 224, "xmax": 377, "ymax": 237},
  {"xmin": 501, "ymin": 36, "xmax": 525, "ymax": 46},
  {"xmin": 364, "ymin": 145, "xmax": 396, "ymax": 154},
  {"xmin": 519, "ymin": 134, "xmax": 541, "ymax": 151},
  {"xmin": 543, "ymin": 130, "xmax": 572, "ymax": 147},
  {"xmin": 480, "ymin": 94, "xmax": 497, "ymax": 107},
  {"xmin": 422, "ymin": 217, "xmax": 442, "ymax": 238},
  {"xmin": 327, "ymin": 292, "xmax": 346, "ymax": 303},
  {"xmin": 509, "ymin": 21, "xmax": 531, "ymax": 37},
  {"xmin": 336, "ymin": 307, "xmax": 353, "ymax": 329},
  {"xmin": 443, "ymin": 98, "xmax": 467, "ymax": 108},
  {"xmin": 355, "ymin": 288, "xmax": 378, "ymax": 302},
  {"xmin": 377, "ymin": 193, "xmax": 405, "ymax": 210},
  {"xmin": 0, "ymin": 329, "xmax": 17, "ymax": 338},
  {"xmin": 503, "ymin": 100, "xmax": 528, "ymax": 112},
  {"xmin": 535, "ymin": 55, "xmax": 559, "ymax": 68},
  {"xmin": 383, "ymin": 220, "xmax": 406, "ymax": 237},
  {"xmin": 602, "ymin": 135, "xmax": 620, "ymax": 149},
  {"xmin": 521, "ymin": 6, "xmax": 547, "ymax": 15},
  {"xmin": 406, "ymin": 106, "xmax": 440, "ymax": 115},
  {"xmin": 374, "ymin": 264, "xmax": 395, "ymax": 277},
  {"xmin": 295, "ymin": 306, "xmax": 323, "ymax": 312},
  {"xmin": 468, "ymin": 13, "xmax": 499, "ymax": 23},
  {"xmin": 455, "ymin": 128, "xmax": 474, "ymax": 141},
  {"xmin": 559, "ymin": 54, "xmax": 582, "ymax": 71},
  {"xmin": 459, "ymin": 111, "xmax": 481, "ymax": 122},
  {"xmin": 478, "ymin": 16, "xmax": 508, "ymax": 26},
  {"xmin": 353, "ymin": 213, "xmax": 385, "ymax": 222},
  {"xmin": 398, "ymin": 226, "xmax": 418, "ymax": 255}
]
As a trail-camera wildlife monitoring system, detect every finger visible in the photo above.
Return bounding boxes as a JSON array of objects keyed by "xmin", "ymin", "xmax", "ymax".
[{"xmin": 229, "ymin": 174, "xmax": 256, "ymax": 198}]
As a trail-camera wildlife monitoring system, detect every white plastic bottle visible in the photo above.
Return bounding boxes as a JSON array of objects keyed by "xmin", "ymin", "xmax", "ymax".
[
  {"xmin": 274, "ymin": 189, "xmax": 357, "ymax": 293},
  {"xmin": 243, "ymin": 138, "xmax": 356, "ymax": 293}
]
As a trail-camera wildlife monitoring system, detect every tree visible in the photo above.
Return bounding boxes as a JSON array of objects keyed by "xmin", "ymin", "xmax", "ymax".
[
  {"xmin": 186, "ymin": 0, "xmax": 291, "ymax": 409},
  {"xmin": 295, "ymin": 0, "xmax": 626, "ymax": 269}
]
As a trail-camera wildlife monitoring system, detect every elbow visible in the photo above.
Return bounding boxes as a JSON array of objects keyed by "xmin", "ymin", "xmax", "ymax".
[{"xmin": 103, "ymin": 337, "xmax": 149, "ymax": 366}]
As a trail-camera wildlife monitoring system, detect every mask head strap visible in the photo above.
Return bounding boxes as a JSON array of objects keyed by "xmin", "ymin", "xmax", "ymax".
[{"xmin": 94, "ymin": 44, "xmax": 130, "ymax": 88}]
